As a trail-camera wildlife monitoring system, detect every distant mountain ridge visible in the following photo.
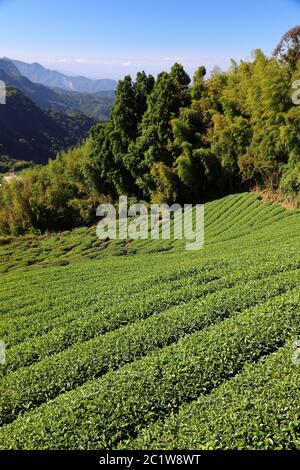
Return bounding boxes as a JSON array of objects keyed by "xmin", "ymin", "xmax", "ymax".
[
  {"xmin": 9, "ymin": 58, "xmax": 117, "ymax": 93},
  {"xmin": 0, "ymin": 58, "xmax": 115, "ymax": 164},
  {"xmin": 0, "ymin": 58, "xmax": 69, "ymax": 110},
  {"xmin": 0, "ymin": 58, "xmax": 115, "ymax": 120}
]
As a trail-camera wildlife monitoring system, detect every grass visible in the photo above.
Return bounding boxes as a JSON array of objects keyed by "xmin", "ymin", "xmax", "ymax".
[{"xmin": 0, "ymin": 193, "xmax": 299, "ymax": 449}]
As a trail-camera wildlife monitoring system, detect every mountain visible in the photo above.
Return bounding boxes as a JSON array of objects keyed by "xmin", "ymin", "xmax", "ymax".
[
  {"xmin": 11, "ymin": 58, "xmax": 117, "ymax": 93},
  {"xmin": 51, "ymin": 87, "xmax": 115, "ymax": 121},
  {"xmin": 0, "ymin": 58, "xmax": 115, "ymax": 120},
  {"xmin": 0, "ymin": 59, "xmax": 62, "ymax": 110},
  {"xmin": 0, "ymin": 87, "xmax": 95, "ymax": 164}
]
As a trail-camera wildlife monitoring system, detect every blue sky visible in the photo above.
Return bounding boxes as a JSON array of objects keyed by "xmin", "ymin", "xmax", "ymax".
[{"xmin": 0, "ymin": 0, "xmax": 299, "ymax": 79}]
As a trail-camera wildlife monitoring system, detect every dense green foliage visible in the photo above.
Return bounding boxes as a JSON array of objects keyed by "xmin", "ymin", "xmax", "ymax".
[
  {"xmin": 123, "ymin": 344, "xmax": 300, "ymax": 450},
  {"xmin": 0, "ymin": 137, "xmax": 107, "ymax": 235},
  {"xmin": 86, "ymin": 38, "xmax": 300, "ymax": 205},
  {"xmin": 0, "ymin": 194, "xmax": 299, "ymax": 449}
]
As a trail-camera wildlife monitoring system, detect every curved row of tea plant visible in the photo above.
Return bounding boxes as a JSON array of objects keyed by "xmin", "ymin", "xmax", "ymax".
[
  {"xmin": 1, "ymin": 193, "xmax": 300, "ymax": 449},
  {"xmin": 126, "ymin": 344, "xmax": 300, "ymax": 450},
  {"xmin": 0, "ymin": 288, "xmax": 299, "ymax": 449},
  {"xmin": 2, "ymin": 258, "xmax": 299, "ymax": 376},
  {"xmin": 1, "ymin": 267, "xmax": 299, "ymax": 424}
]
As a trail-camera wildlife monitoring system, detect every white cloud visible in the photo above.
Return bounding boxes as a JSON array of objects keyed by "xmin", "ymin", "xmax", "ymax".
[{"xmin": 121, "ymin": 61, "xmax": 132, "ymax": 67}]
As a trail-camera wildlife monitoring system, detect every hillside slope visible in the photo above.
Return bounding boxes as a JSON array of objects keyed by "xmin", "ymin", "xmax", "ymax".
[
  {"xmin": 0, "ymin": 193, "xmax": 299, "ymax": 450},
  {"xmin": 51, "ymin": 87, "xmax": 115, "ymax": 120},
  {"xmin": 0, "ymin": 87, "xmax": 94, "ymax": 163}
]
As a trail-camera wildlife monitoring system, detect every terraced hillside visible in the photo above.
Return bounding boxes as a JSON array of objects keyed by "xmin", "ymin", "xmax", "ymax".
[{"xmin": 0, "ymin": 193, "xmax": 299, "ymax": 450}]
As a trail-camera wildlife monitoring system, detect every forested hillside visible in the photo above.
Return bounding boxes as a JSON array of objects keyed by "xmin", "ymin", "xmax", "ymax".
[
  {"xmin": 0, "ymin": 87, "xmax": 94, "ymax": 163},
  {"xmin": 1, "ymin": 28, "xmax": 300, "ymax": 235}
]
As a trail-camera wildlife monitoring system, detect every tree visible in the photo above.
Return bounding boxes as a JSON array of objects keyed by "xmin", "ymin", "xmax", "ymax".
[
  {"xmin": 127, "ymin": 65, "xmax": 192, "ymax": 199},
  {"xmin": 134, "ymin": 71, "xmax": 155, "ymax": 123},
  {"xmin": 274, "ymin": 25, "xmax": 300, "ymax": 69},
  {"xmin": 191, "ymin": 66, "xmax": 206, "ymax": 100},
  {"xmin": 87, "ymin": 73, "xmax": 155, "ymax": 197}
]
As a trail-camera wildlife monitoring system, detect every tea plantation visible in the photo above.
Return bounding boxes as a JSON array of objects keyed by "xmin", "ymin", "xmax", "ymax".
[{"xmin": 0, "ymin": 193, "xmax": 299, "ymax": 449}]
